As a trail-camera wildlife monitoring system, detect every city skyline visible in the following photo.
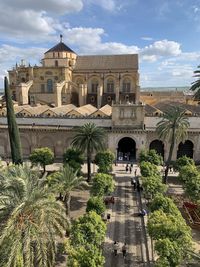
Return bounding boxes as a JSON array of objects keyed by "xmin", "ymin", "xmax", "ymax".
[{"xmin": 0, "ymin": 0, "xmax": 200, "ymax": 89}]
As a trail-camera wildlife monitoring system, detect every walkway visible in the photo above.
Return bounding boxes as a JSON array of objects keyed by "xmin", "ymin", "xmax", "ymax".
[{"xmin": 103, "ymin": 165, "xmax": 151, "ymax": 267}]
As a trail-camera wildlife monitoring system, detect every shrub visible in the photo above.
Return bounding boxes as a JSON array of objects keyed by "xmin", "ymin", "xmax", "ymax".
[
  {"xmin": 86, "ymin": 197, "xmax": 106, "ymax": 215},
  {"xmin": 91, "ymin": 173, "xmax": 115, "ymax": 197},
  {"xmin": 63, "ymin": 148, "xmax": 84, "ymax": 175},
  {"xmin": 29, "ymin": 147, "xmax": 54, "ymax": 173},
  {"xmin": 142, "ymin": 175, "xmax": 167, "ymax": 198},
  {"xmin": 174, "ymin": 156, "xmax": 195, "ymax": 172},
  {"xmin": 140, "ymin": 161, "xmax": 159, "ymax": 177},
  {"xmin": 95, "ymin": 150, "xmax": 115, "ymax": 174},
  {"xmin": 70, "ymin": 211, "xmax": 106, "ymax": 247},
  {"xmin": 139, "ymin": 149, "xmax": 163, "ymax": 165}
]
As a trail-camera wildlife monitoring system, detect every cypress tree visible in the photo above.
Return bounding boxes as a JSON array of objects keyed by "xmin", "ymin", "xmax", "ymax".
[{"xmin": 4, "ymin": 77, "xmax": 23, "ymax": 164}]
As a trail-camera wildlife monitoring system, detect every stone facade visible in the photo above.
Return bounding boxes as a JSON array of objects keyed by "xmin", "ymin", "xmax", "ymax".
[
  {"xmin": 4, "ymin": 39, "xmax": 199, "ymax": 163},
  {"xmin": 8, "ymin": 39, "xmax": 139, "ymax": 108}
]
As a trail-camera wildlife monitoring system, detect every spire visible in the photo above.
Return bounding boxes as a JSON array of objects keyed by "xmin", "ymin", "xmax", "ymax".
[{"xmin": 60, "ymin": 34, "xmax": 63, "ymax": 43}]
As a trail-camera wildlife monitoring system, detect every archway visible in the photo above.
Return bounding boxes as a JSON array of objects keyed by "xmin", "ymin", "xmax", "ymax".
[
  {"xmin": 177, "ymin": 140, "xmax": 194, "ymax": 159},
  {"xmin": 149, "ymin": 140, "xmax": 164, "ymax": 159},
  {"xmin": 117, "ymin": 137, "xmax": 136, "ymax": 162}
]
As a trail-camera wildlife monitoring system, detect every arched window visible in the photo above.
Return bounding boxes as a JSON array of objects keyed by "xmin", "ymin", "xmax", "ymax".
[
  {"xmin": 122, "ymin": 78, "xmax": 131, "ymax": 93},
  {"xmin": 107, "ymin": 79, "xmax": 114, "ymax": 93},
  {"xmin": 47, "ymin": 79, "xmax": 53, "ymax": 93},
  {"xmin": 91, "ymin": 79, "xmax": 98, "ymax": 93}
]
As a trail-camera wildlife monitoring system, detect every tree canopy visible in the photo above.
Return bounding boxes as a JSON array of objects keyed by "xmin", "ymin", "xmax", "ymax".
[
  {"xmin": 29, "ymin": 147, "xmax": 54, "ymax": 173},
  {"xmin": 90, "ymin": 173, "xmax": 115, "ymax": 197},
  {"xmin": 156, "ymin": 106, "xmax": 189, "ymax": 183},
  {"xmin": 0, "ymin": 164, "xmax": 68, "ymax": 267},
  {"xmin": 71, "ymin": 122, "xmax": 105, "ymax": 182}
]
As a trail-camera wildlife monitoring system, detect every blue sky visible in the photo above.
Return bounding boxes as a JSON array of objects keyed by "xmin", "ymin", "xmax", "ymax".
[{"xmin": 0, "ymin": 0, "xmax": 200, "ymax": 88}]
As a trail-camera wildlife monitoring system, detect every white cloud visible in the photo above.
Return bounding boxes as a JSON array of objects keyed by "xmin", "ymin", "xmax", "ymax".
[
  {"xmin": 0, "ymin": 0, "xmax": 83, "ymax": 15},
  {"xmin": 140, "ymin": 40, "xmax": 181, "ymax": 61}
]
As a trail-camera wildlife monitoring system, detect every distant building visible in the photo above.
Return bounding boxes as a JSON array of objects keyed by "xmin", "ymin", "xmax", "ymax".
[
  {"xmin": 8, "ymin": 36, "xmax": 140, "ymax": 108},
  {"xmin": 1, "ymin": 37, "xmax": 199, "ymax": 163}
]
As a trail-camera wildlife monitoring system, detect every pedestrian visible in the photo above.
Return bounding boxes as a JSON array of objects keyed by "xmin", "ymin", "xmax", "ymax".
[
  {"xmin": 137, "ymin": 180, "xmax": 140, "ymax": 192},
  {"xmin": 122, "ymin": 243, "xmax": 127, "ymax": 258},
  {"xmin": 113, "ymin": 241, "xmax": 119, "ymax": 256},
  {"xmin": 125, "ymin": 164, "xmax": 129, "ymax": 173},
  {"xmin": 131, "ymin": 178, "xmax": 136, "ymax": 190},
  {"xmin": 130, "ymin": 163, "xmax": 133, "ymax": 168},
  {"xmin": 134, "ymin": 168, "xmax": 137, "ymax": 177},
  {"xmin": 129, "ymin": 165, "xmax": 132, "ymax": 174},
  {"xmin": 138, "ymin": 208, "xmax": 147, "ymax": 217}
]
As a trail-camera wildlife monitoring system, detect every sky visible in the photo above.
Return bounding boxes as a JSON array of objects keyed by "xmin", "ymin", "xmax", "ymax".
[{"xmin": 0, "ymin": 0, "xmax": 200, "ymax": 89}]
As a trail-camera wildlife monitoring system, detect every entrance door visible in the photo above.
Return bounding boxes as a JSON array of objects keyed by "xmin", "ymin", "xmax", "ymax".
[
  {"xmin": 149, "ymin": 140, "xmax": 164, "ymax": 159},
  {"xmin": 177, "ymin": 140, "xmax": 193, "ymax": 159},
  {"xmin": 117, "ymin": 137, "xmax": 136, "ymax": 162}
]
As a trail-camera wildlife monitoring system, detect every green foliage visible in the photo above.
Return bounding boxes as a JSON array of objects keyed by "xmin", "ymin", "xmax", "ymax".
[
  {"xmin": 174, "ymin": 156, "xmax": 195, "ymax": 172},
  {"xmin": 139, "ymin": 149, "xmax": 163, "ymax": 165},
  {"xmin": 70, "ymin": 211, "xmax": 106, "ymax": 247},
  {"xmin": 71, "ymin": 122, "xmax": 106, "ymax": 182},
  {"xmin": 86, "ymin": 197, "xmax": 106, "ymax": 215},
  {"xmin": 90, "ymin": 173, "xmax": 115, "ymax": 197},
  {"xmin": 190, "ymin": 65, "xmax": 200, "ymax": 99},
  {"xmin": 140, "ymin": 161, "xmax": 159, "ymax": 177},
  {"xmin": 148, "ymin": 210, "xmax": 191, "ymax": 242},
  {"xmin": 141, "ymin": 175, "xmax": 167, "ymax": 198},
  {"xmin": 67, "ymin": 244, "xmax": 105, "ymax": 267},
  {"xmin": 4, "ymin": 76, "xmax": 23, "ymax": 164},
  {"xmin": 29, "ymin": 147, "xmax": 54, "ymax": 172},
  {"xmin": 48, "ymin": 165, "xmax": 88, "ymax": 217},
  {"xmin": 178, "ymin": 163, "xmax": 198, "ymax": 183},
  {"xmin": 63, "ymin": 148, "xmax": 84, "ymax": 175},
  {"xmin": 95, "ymin": 150, "xmax": 115, "ymax": 174},
  {"xmin": 155, "ymin": 238, "xmax": 183, "ymax": 267},
  {"xmin": 184, "ymin": 173, "xmax": 200, "ymax": 202},
  {"xmin": 150, "ymin": 194, "xmax": 180, "ymax": 216},
  {"xmin": 156, "ymin": 106, "xmax": 190, "ymax": 183},
  {"xmin": 0, "ymin": 164, "xmax": 68, "ymax": 267}
]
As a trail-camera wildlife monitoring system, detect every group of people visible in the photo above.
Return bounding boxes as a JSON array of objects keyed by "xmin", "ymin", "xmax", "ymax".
[
  {"xmin": 113, "ymin": 241, "xmax": 127, "ymax": 258},
  {"xmin": 125, "ymin": 163, "xmax": 137, "ymax": 176},
  {"xmin": 131, "ymin": 177, "xmax": 143, "ymax": 192}
]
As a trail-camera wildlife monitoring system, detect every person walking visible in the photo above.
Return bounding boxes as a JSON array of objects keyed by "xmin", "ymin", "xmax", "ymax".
[
  {"xmin": 122, "ymin": 243, "xmax": 127, "ymax": 258},
  {"xmin": 134, "ymin": 168, "xmax": 137, "ymax": 177},
  {"xmin": 129, "ymin": 165, "xmax": 132, "ymax": 174},
  {"xmin": 125, "ymin": 164, "xmax": 129, "ymax": 173},
  {"xmin": 113, "ymin": 241, "xmax": 119, "ymax": 256}
]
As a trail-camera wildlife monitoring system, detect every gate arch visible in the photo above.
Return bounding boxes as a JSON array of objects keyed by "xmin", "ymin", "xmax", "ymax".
[
  {"xmin": 177, "ymin": 140, "xmax": 194, "ymax": 159},
  {"xmin": 149, "ymin": 140, "xmax": 164, "ymax": 158},
  {"xmin": 117, "ymin": 137, "xmax": 136, "ymax": 162}
]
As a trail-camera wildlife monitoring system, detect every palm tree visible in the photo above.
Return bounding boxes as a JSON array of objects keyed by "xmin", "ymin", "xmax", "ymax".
[
  {"xmin": 156, "ymin": 106, "xmax": 189, "ymax": 183},
  {"xmin": 71, "ymin": 122, "xmax": 106, "ymax": 182},
  {"xmin": 50, "ymin": 165, "xmax": 88, "ymax": 218},
  {"xmin": 190, "ymin": 65, "xmax": 200, "ymax": 99},
  {"xmin": 0, "ymin": 164, "xmax": 69, "ymax": 267}
]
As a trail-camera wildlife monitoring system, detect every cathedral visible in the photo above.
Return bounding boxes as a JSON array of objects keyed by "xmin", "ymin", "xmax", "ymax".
[
  {"xmin": 8, "ymin": 35, "xmax": 140, "ymax": 108},
  {"xmin": 1, "ymin": 37, "xmax": 199, "ymax": 163}
]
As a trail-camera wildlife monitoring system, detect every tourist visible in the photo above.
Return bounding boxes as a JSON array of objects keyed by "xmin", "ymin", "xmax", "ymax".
[
  {"xmin": 113, "ymin": 241, "xmax": 119, "ymax": 256},
  {"xmin": 125, "ymin": 164, "xmax": 129, "ymax": 173},
  {"xmin": 138, "ymin": 208, "xmax": 147, "ymax": 217},
  {"xmin": 134, "ymin": 168, "xmax": 137, "ymax": 177},
  {"xmin": 131, "ymin": 178, "xmax": 137, "ymax": 190},
  {"xmin": 129, "ymin": 165, "xmax": 132, "ymax": 174},
  {"xmin": 122, "ymin": 243, "xmax": 128, "ymax": 258}
]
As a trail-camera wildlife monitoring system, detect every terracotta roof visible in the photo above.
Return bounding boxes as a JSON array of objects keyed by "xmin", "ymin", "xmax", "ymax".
[
  {"xmin": 154, "ymin": 101, "xmax": 200, "ymax": 115},
  {"xmin": 75, "ymin": 104, "xmax": 97, "ymax": 115},
  {"xmin": 144, "ymin": 104, "xmax": 159, "ymax": 115},
  {"xmin": 74, "ymin": 54, "xmax": 138, "ymax": 71},
  {"xmin": 99, "ymin": 104, "xmax": 112, "ymax": 116},
  {"xmin": 45, "ymin": 42, "xmax": 75, "ymax": 54},
  {"xmin": 51, "ymin": 104, "xmax": 76, "ymax": 115}
]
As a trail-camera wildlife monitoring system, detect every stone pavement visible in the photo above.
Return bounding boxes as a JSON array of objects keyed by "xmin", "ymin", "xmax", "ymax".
[{"xmin": 103, "ymin": 164, "xmax": 152, "ymax": 267}]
